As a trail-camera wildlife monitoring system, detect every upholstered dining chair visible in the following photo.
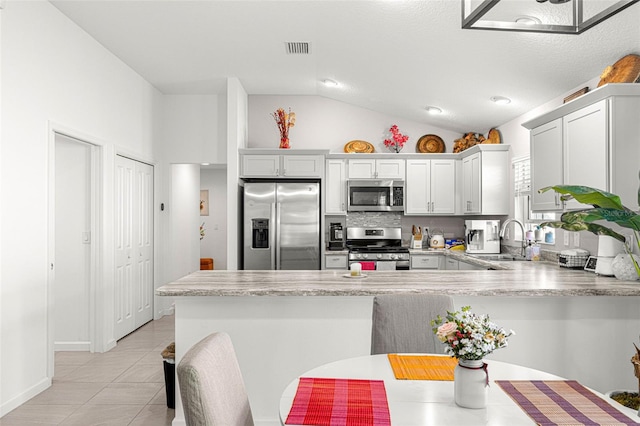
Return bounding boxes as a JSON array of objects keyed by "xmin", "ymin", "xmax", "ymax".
[
  {"xmin": 177, "ymin": 332, "xmax": 254, "ymax": 426},
  {"xmin": 371, "ymin": 294, "xmax": 454, "ymax": 355}
]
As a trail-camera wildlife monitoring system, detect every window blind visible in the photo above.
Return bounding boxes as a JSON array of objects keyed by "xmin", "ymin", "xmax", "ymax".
[{"xmin": 513, "ymin": 157, "xmax": 531, "ymax": 196}]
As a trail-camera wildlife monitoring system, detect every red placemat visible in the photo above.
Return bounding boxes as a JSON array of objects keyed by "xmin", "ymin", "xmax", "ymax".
[
  {"xmin": 285, "ymin": 377, "xmax": 391, "ymax": 426},
  {"xmin": 496, "ymin": 380, "xmax": 640, "ymax": 425}
]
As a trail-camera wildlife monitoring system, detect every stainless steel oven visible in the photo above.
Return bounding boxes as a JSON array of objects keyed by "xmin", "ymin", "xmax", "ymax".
[
  {"xmin": 346, "ymin": 227, "xmax": 410, "ymax": 271},
  {"xmin": 347, "ymin": 180, "xmax": 404, "ymax": 212}
]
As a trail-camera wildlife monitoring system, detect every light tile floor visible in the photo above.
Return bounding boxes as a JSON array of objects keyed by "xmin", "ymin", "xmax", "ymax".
[{"xmin": 0, "ymin": 315, "xmax": 175, "ymax": 425}]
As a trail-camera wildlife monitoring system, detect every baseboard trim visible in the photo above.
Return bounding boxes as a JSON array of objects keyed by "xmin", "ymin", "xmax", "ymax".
[
  {"xmin": 0, "ymin": 377, "xmax": 51, "ymax": 417},
  {"xmin": 54, "ymin": 341, "xmax": 91, "ymax": 351}
]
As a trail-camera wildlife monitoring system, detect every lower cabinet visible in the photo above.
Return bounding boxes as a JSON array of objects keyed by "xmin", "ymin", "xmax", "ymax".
[
  {"xmin": 445, "ymin": 257, "xmax": 486, "ymax": 271},
  {"xmin": 410, "ymin": 255, "xmax": 444, "ymax": 270},
  {"xmin": 324, "ymin": 254, "xmax": 348, "ymax": 270}
]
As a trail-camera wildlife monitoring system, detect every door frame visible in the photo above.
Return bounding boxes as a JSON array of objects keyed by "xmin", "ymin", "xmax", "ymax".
[{"xmin": 47, "ymin": 123, "xmax": 104, "ymax": 380}]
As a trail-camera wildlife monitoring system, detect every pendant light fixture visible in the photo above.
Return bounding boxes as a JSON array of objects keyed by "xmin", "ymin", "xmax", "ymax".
[{"xmin": 462, "ymin": 0, "xmax": 639, "ymax": 34}]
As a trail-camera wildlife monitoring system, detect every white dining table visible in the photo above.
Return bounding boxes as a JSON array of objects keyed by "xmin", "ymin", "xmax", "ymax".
[{"xmin": 279, "ymin": 354, "xmax": 638, "ymax": 426}]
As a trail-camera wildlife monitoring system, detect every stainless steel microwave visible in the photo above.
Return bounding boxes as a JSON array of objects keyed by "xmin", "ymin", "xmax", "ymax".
[{"xmin": 347, "ymin": 180, "xmax": 404, "ymax": 212}]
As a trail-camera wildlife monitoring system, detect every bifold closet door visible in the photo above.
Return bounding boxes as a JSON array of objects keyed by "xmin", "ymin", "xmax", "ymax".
[{"xmin": 115, "ymin": 155, "xmax": 154, "ymax": 341}]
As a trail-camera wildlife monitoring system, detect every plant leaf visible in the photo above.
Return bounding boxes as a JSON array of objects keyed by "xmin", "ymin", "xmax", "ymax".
[
  {"xmin": 540, "ymin": 221, "xmax": 626, "ymax": 242},
  {"xmin": 538, "ymin": 186, "xmax": 625, "ymax": 210}
]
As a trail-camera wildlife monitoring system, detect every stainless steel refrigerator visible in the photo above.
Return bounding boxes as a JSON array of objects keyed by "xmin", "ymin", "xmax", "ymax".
[{"xmin": 243, "ymin": 181, "xmax": 320, "ymax": 270}]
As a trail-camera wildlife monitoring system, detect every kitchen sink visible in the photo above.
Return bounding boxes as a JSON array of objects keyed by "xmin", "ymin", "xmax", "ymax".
[{"xmin": 467, "ymin": 253, "xmax": 525, "ymax": 261}]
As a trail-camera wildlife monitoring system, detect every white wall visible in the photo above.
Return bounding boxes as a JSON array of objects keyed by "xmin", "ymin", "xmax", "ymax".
[
  {"xmin": 161, "ymin": 95, "xmax": 223, "ymax": 165},
  {"xmin": 0, "ymin": 2, "xmax": 162, "ymax": 415},
  {"xmin": 227, "ymin": 78, "xmax": 248, "ymax": 271},
  {"xmin": 170, "ymin": 165, "xmax": 201, "ymax": 281},
  {"xmin": 248, "ymin": 95, "xmax": 461, "ymax": 153},
  {"xmin": 200, "ymin": 168, "xmax": 228, "ymax": 270}
]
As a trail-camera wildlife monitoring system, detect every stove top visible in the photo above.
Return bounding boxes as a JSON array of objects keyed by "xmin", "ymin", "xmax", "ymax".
[{"xmin": 349, "ymin": 246, "xmax": 409, "ymax": 254}]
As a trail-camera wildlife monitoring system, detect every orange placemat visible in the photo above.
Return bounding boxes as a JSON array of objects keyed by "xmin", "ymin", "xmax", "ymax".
[
  {"xmin": 387, "ymin": 354, "xmax": 457, "ymax": 380},
  {"xmin": 496, "ymin": 380, "xmax": 640, "ymax": 426},
  {"xmin": 285, "ymin": 377, "xmax": 390, "ymax": 426}
]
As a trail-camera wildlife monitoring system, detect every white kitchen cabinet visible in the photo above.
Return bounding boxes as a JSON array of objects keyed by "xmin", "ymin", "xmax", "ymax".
[
  {"xmin": 347, "ymin": 158, "xmax": 405, "ymax": 179},
  {"xmin": 524, "ymin": 84, "xmax": 640, "ymax": 212},
  {"xmin": 325, "ymin": 159, "xmax": 347, "ymax": 214},
  {"xmin": 444, "ymin": 257, "xmax": 458, "ymax": 270},
  {"xmin": 242, "ymin": 154, "xmax": 323, "ymax": 178},
  {"xmin": 530, "ymin": 118, "xmax": 563, "ymax": 211},
  {"xmin": 405, "ymin": 159, "xmax": 455, "ymax": 215},
  {"xmin": 563, "ymin": 99, "xmax": 608, "ymax": 210},
  {"xmin": 410, "ymin": 254, "xmax": 443, "ymax": 269},
  {"xmin": 461, "ymin": 153, "xmax": 481, "ymax": 214},
  {"xmin": 460, "ymin": 149, "xmax": 509, "ymax": 215},
  {"xmin": 324, "ymin": 254, "xmax": 348, "ymax": 270}
]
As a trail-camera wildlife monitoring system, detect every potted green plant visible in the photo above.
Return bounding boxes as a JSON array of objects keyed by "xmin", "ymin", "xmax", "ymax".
[{"xmin": 538, "ymin": 185, "xmax": 640, "ymax": 278}]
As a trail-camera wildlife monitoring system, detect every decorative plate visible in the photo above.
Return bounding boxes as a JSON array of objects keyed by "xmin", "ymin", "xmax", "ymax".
[
  {"xmin": 417, "ymin": 134, "xmax": 445, "ymax": 153},
  {"xmin": 344, "ymin": 140, "xmax": 375, "ymax": 153},
  {"xmin": 485, "ymin": 128, "xmax": 501, "ymax": 144},
  {"xmin": 597, "ymin": 54, "xmax": 640, "ymax": 87}
]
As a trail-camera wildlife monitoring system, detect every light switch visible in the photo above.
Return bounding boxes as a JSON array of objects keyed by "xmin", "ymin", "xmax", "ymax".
[
  {"xmin": 573, "ymin": 232, "xmax": 580, "ymax": 246},
  {"xmin": 82, "ymin": 231, "xmax": 91, "ymax": 244},
  {"xmin": 563, "ymin": 232, "xmax": 569, "ymax": 246}
]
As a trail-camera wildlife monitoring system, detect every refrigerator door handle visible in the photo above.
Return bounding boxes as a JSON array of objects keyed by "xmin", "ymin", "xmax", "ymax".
[
  {"xmin": 271, "ymin": 202, "xmax": 277, "ymax": 269},
  {"xmin": 275, "ymin": 202, "xmax": 282, "ymax": 270}
]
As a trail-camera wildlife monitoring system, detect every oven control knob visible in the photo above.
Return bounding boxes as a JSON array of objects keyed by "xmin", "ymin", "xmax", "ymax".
[
  {"xmin": 389, "ymin": 254, "xmax": 397, "ymax": 260},
  {"xmin": 397, "ymin": 254, "xmax": 405, "ymax": 260},
  {"xmin": 376, "ymin": 254, "xmax": 382, "ymax": 259},
  {"xmin": 355, "ymin": 254, "xmax": 362, "ymax": 259},
  {"xmin": 362, "ymin": 254, "xmax": 368, "ymax": 259}
]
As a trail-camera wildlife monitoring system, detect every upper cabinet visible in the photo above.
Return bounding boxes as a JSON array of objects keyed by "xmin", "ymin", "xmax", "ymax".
[
  {"xmin": 347, "ymin": 158, "xmax": 405, "ymax": 179},
  {"xmin": 241, "ymin": 151, "xmax": 325, "ymax": 178},
  {"xmin": 325, "ymin": 159, "xmax": 347, "ymax": 214},
  {"xmin": 405, "ymin": 159, "xmax": 455, "ymax": 215},
  {"xmin": 523, "ymin": 84, "xmax": 640, "ymax": 211},
  {"xmin": 530, "ymin": 119, "xmax": 563, "ymax": 211},
  {"xmin": 459, "ymin": 148, "xmax": 509, "ymax": 215}
]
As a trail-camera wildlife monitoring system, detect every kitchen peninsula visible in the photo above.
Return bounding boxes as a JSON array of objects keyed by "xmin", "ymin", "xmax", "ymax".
[{"xmin": 158, "ymin": 258, "xmax": 640, "ymax": 426}]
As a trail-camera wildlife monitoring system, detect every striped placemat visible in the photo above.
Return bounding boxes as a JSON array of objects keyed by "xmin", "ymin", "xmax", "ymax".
[
  {"xmin": 496, "ymin": 380, "xmax": 640, "ymax": 426},
  {"xmin": 285, "ymin": 377, "xmax": 391, "ymax": 426},
  {"xmin": 387, "ymin": 354, "xmax": 457, "ymax": 380}
]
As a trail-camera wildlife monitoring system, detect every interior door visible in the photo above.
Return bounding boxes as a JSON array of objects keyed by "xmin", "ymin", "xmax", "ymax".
[
  {"xmin": 134, "ymin": 161, "xmax": 154, "ymax": 328},
  {"xmin": 115, "ymin": 156, "xmax": 135, "ymax": 340},
  {"xmin": 115, "ymin": 155, "xmax": 154, "ymax": 340}
]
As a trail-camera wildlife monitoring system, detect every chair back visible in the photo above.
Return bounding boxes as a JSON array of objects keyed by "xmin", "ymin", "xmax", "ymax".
[
  {"xmin": 371, "ymin": 294, "xmax": 454, "ymax": 355},
  {"xmin": 177, "ymin": 332, "xmax": 254, "ymax": 426}
]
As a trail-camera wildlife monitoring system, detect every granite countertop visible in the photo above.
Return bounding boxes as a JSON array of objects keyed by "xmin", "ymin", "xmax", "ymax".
[{"xmin": 156, "ymin": 257, "xmax": 640, "ymax": 297}]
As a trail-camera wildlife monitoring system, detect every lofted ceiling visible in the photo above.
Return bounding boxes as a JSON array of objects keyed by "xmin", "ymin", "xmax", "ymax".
[{"xmin": 50, "ymin": 0, "xmax": 640, "ymax": 133}]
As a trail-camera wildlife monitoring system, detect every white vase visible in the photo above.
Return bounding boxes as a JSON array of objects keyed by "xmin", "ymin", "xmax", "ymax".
[
  {"xmin": 611, "ymin": 253, "xmax": 640, "ymax": 281},
  {"xmin": 454, "ymin": 358, "xmax": 489, "ymax": 409}
]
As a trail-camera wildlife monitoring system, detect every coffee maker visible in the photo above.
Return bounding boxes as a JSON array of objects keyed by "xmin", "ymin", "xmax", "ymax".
[
  {"xmin": 465, "ymin": 220, "xmax": 500, "ymax": 254},
  {"xmin": 328, "ymin": 222, "xmax": 344, "ymax": 250}
]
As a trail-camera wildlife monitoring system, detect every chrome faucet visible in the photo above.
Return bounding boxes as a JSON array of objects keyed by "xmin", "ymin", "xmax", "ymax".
[{"xmin": 500, "ymin": 219, "xmax": 526, "ymax": 257}]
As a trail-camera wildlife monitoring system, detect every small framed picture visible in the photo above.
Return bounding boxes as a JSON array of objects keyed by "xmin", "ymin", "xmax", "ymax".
[
  {"xmin": 200, "ymin": 190, "xmax": 209, "ymax": 216},
  {"xmin": 563, "ymin": 87, "xmax": 589, "ymax": 104},
  {"xmin": 584, "ymin": 256, "xmax": 597, "ymax": 272}
]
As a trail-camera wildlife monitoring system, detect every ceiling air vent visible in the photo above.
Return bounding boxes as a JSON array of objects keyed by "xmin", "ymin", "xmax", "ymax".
[{"xmin": 285, "ymin": 42, "xmax": 310, "ymax": 55}]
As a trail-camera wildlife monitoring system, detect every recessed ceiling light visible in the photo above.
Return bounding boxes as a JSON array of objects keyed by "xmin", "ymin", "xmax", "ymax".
[
  {"xmin": 490, "ymin": 96, "xmax": 511, "ymax": 105},
  {"xmin": 515, "ymin": 16, "xmax": 541, "ymax": 25},
  {"xmin": 321, "ymin": 79, "xmax": 339, "ymax": 87},
  {"xmin": 425, "ymin": 106, "xmax": 443, "ymax": 114}
]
